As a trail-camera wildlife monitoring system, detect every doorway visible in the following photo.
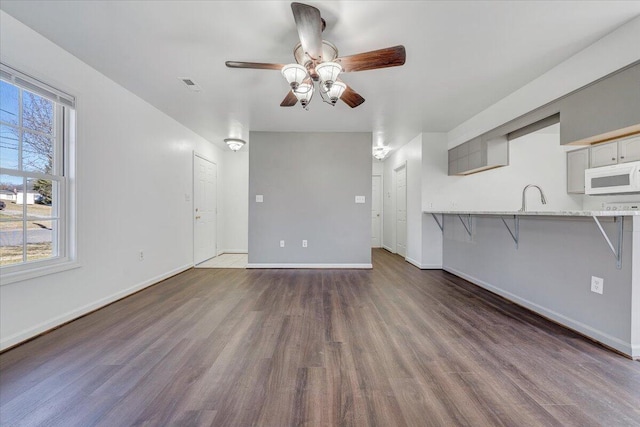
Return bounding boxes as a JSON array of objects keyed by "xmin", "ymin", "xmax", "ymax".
[
  {"xmin": 371, "ymin": 175, "xmax": 383, "ymax": 248},
  {"xmin": 395, "ymin": 164, "xmax": 407, "ymax": 257},
  {"xmin": 193, "ymin": 153, "xmax": 217, "ymax": 265}
]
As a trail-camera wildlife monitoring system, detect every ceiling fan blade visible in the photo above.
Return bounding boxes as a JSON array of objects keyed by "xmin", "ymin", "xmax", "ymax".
[
  {"xmin": 280, "ymin": 90, "xmax": 298, "ymax": 107},
  {"xmin": 291, "ymin": 2, "xmax": 323, "ymax": 60},
  {"xmin": 340, "ymin": 83, "xmax": 365, "ymax": 108},
  {"xmin": 225, "ymin": 61, "xmax": 285, "ymax": 70},
  {"xmin": 336, "ymin": 45, "xmax": 406, "ymax": 73}
]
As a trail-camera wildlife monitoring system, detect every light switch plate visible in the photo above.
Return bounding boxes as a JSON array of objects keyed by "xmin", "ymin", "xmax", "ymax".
[
  {"xmin": 355, "ymin": 196, "xmax": 365, "ymax": 204},
  {"xmin": 256, "ymin": 195, "xmax": 264, "ymax": 203}
]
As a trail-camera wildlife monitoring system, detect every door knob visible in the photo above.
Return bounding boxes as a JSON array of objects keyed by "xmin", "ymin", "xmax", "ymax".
[{"xmin": 195, "ymin": 216, "xmax": 201, "ymax": 219}]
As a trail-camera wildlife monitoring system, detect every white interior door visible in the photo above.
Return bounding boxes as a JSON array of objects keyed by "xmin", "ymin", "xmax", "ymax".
[
  {"xmin": 371, "ymin": 175, "xmax": 382, "ymax": 248},
  {"xmin": 194, "ymin": 154, "xmax": 217, "ymax": 264},
  {"xmin": 395, "ymin": 165, "xmax": 407, "ymax": 257}
]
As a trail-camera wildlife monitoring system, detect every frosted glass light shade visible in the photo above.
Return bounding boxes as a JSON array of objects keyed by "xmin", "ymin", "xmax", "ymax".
[
  {"xmin": 316, "ymin": 62, "xmax": 342, "ymax": 87},
  {"xmin": 325, "ymin": 81, "xmax": 346, "ymax": 105},
  {"xmin": 281, "ymin": 64, "xmax": 308, "ymax": 90},
  {"xmin": 294, "ymin": 82, "xmax": 314, "ymax": 107},
  {"xmin": 225, "ymin": 138, "xmax": 245, "ymax": 152},
  {"xmin": 373, "ymin": 146, "xmax": 391, "ymax": 160}
]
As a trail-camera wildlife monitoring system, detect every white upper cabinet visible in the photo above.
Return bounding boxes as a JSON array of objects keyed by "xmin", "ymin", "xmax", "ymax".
[
  {"xmin": 618, "ymin": 135, "xmax": 640, "ymax": 163},
  {"xmin": 590, "ymin": 142, "xmax": 618, "ymax": 168},
  {"xmin": 567, "ymin": 148, "xmax": 589, "ymax": 194}
]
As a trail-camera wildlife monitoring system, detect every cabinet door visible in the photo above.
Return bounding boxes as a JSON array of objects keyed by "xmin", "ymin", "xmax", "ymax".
[
  {"xmin": 567, "ymin": 149, "xmax": 589, "ymax": 194},
  {"xmin": 618, "ymin": 135, "xmax": 640, "ymax": 163},
  {"xmin": 590, "ymin": 142, "xmax": 618, "ymax": 167}
]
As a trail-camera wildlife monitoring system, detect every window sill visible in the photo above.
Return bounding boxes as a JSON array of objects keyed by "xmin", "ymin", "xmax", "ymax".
[{"xmin": 0, "ymin": 260, "xmax": 81, "ymax": 286}]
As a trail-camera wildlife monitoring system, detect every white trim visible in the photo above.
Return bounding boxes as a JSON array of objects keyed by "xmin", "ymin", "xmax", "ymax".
[
  {"xmin": 372, "ymin": 173, "xmax": 383, "ymax": 249},
  {"xmin": 405, "ymin": 257, "xmax": 442, "ymax": 270},
  {"xmin": 0, "ymin": 260, "xmax": 81, "ymax": 286},
  {"xmin": 382, "ymin": 245, "xmax": 395, "ymax": 253},
  {"xmin": 0, "ymin": 263, "xmax": 192, "ymax": 351},
  {"xmin": 405, "ymin": 257, "xmax": 421, "ymax": 268},
  {"xmin": 192, "ymin": 151, "xmax": 218, "ymax": 265},
  {"xmin": 419, "ymin": 264, "xmax": 443, "ymax": 270},
  {"xmin": 246, "ymin": 263, "xmax": 372, "ymax": 269},
  {"xmin": 220, "ymin": 250, "xmax": 248, "ymax": 254},
  {"xmin": 444, "ymin": 266, "xmax": 634, "ymax": 358}
]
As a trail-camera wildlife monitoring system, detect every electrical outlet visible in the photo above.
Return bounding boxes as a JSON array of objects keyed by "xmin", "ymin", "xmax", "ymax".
[
  {"xmin": 280, "ymin": 240, "xmax": 285, "ymax": 248},
  {"xmin": 591, "ymin": 276, "xmax": 603, "ymax": 294},
  {"xmin": 256, "ymin": 195, "xmax": 264, "ymax": 203},
  {"xmin": 302, "ymin": 240, "xmax": 308, "ymax": 248},
  {"xmin": 139, "ymin": 250, "xmax": 144, "ymax": 261}
]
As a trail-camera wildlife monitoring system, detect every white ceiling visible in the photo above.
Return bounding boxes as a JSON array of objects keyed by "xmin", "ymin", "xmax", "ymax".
[{"xmin": 2, "ymin": 1, "xmax": 639, "ymax": 151}]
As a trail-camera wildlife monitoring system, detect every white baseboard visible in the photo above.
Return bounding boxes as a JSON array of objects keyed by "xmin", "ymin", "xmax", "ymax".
[
  {"xmin": 0, "ymin": 263, "xmax": 192, "ymax": 351},
  {"xmin": 444, "ymin": 266, "xmax": 634, "ymax": 358},
  {"xmin": 246, "ymin": 263, "xmax": 373, "ymax": 269},
  {"xmin": 405, "ymin": 257, "xmax": 421, "ymax": 268},
  {"xmin": 405, "ymin": 257, "xmax": 442, "ymax": 270},
  {"xmin": 382, "ymin": 245, "xmax": 395, "ymax": 253},
  {"xmin": 420, "ymin": 263, "xmax": 443, "ymax": 270},
  {"xmin": 220, "ymin": 250, "xmax": 248, "ymax": 254}
]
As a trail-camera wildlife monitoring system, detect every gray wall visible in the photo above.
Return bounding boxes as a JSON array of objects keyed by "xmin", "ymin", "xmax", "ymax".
[
  {"xmin": 248, "ymin": 132, "xmax": 372, "ymax": 265},
  {"xmin": 442, "ymin": 215, "xmax": 637, "ymax": 357}
]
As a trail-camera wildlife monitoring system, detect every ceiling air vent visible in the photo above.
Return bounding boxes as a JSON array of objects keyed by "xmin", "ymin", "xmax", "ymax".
[{"xmin": 179, "ymin": 77, "xmax": 201, "ymax": 92}]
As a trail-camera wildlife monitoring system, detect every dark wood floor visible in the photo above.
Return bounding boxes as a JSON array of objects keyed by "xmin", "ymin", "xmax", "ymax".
[{"xmin": 1, "ymin": 249, "xmax": 639, "ymax": 426}]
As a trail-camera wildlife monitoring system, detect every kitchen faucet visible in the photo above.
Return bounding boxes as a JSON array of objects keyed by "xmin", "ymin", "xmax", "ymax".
[{"xmin": 520, "ymin": 184, "xmax": 547, "ymax": 212}]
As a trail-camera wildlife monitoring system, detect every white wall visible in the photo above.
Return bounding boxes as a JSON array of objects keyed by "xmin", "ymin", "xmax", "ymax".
[
  {"xmin": 372, "ymin": 159, "xmax": 383, "ymax": 175},
  {"xmin": 0, "ymin": 12, "xmax": 225, "ymax": 350},
  {"xmin": 383, "ymin": 133, "xmax": 423, "ymax": 268},
  {"xmin": 220, "ymin": 150, "xmax": 248, "ymax": 253},
  {"xmin": 422, "ymin": 127, "xmax": 583, "ymax": 212},
  {"xmin": 421, "ymin": 133, "xmax": 447, "ymax": 268}
]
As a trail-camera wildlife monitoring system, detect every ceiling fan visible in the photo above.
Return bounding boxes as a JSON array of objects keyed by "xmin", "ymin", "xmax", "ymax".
[{"xmin": 225, "ymin": 2, "xmax": 406, "ymax": 110}]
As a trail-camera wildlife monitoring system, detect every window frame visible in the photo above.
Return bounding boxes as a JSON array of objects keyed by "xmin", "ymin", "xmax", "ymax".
[{"xmin": 0, "ymin": 64, "xmax": 78, "ymax": 285}]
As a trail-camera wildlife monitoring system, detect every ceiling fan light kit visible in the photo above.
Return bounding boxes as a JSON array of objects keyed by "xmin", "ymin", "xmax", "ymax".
[
  {"xmin": 315, "ymin": 61, "xmax": 342, "ymax": 88},
  {"xmin": 281, "ymin": 64, "xmax": 308, "ymax": 90},
  {"xmin": 226, "ymin": 2, "xmax": 406, "ymax": 110},
  {"xmin": 321, "ymin": 81, "xmax": 346, "ymax": 105},
  {"xmin": 225, "ymin": 138, "xmax": 246, "ymax": 152},
  {"xmin": 294, "ymin": 82, "xmax": 314, "ymax": 108}
]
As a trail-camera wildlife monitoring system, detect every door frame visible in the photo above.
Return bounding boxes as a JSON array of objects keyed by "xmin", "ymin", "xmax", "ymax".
[
  {"xmin": 372, "ymin": 173, "xmax": 384, "ymax": 248},
  {"xmin": 394, "ymin": 162, "xmax": 407, "ymax": 258},
  {"xmin": 193, "ymin": 152, "xmax": 218, "ymax": 265}
]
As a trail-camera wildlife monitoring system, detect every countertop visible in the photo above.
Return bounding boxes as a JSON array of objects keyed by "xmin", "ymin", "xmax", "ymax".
[{"xmin": 423, "ymin": 210, "xmax": 640, "ymax": 216}]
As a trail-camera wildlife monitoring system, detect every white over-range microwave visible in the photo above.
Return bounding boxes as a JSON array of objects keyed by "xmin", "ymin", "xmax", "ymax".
[{"xmin": 585, "ymin": 161, "xmax": 640, "ymax": 195}]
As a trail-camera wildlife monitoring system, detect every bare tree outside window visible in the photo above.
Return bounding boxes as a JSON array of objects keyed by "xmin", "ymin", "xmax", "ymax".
[{"xmin": 1, "ymin": 80, "xmax": 59, "ymax": 266}]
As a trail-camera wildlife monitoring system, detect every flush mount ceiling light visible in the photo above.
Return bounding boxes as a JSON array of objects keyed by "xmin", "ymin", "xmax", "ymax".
[
  {"xmin": 225, "ymin": 2, "xmax": 406, "ymax": 110},
  {"xmin": 373, "ymin": 146, "xmax": 391, "ymax": 160},
  {"xmin": 225, "ymin": 138, "xmax": 245, "ymax": 152}
]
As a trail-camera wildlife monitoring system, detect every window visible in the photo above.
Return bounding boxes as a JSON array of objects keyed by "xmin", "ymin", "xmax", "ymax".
[{"xmin": 0, "ymin": 64, "xmax": 76, "ymax": 283}]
